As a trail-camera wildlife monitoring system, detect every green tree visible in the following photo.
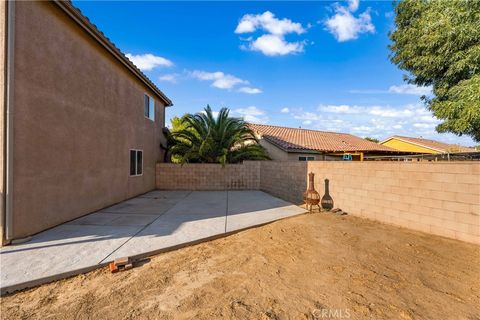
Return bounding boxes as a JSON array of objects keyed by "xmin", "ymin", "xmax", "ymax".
[
  {"xmin": 167, "ymin": 116, "xmax": 189, "ymax": 163},
  {"xmin": 169, "ymin": 105, "xmax": 270, "ymax": 164},
  {"xmin": 389, "ymin": 0, "xmax": 480, "ymax": 141},
  {"xmin": 364, "ymin": 137, "xmax": 379, "ymax": 143}
]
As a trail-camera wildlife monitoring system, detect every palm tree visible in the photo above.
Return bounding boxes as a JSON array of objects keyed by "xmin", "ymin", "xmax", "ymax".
[{"xmin": 168, "ymin": 105, "xmax": 270, "ymax": 164}]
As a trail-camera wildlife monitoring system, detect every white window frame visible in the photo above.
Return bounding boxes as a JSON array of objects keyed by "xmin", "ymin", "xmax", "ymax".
[
  {"xmin": 144, "ymin": 94, "xmax": 155, "ymax": 121},
  {"xmin": 130, "ymin": 149, "xmax": 143, "ymax": 177}
]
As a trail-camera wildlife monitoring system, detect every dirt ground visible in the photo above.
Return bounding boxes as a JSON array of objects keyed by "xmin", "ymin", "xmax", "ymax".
[{"xmin": 1, "ymin": 213, "xmax": 479, "ymax": 320}]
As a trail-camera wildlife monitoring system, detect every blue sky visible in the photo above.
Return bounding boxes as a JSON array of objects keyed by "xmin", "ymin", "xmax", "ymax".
[{"xmin": 74, "ymin": 0, "xmax": 475, "ymax": 146}]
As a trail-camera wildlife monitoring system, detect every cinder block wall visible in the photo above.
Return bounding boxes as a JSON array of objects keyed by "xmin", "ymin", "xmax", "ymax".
[
  {"xmin": 156, "ymin": 162, "xmax": 260, "ymax": 190},
  {"xmin": 261, "ymin": 161, "xmax": 479, "ymax": 244},
  {"xmin": 259, "ymin": 161, "xmax": 307, "ymax": 204},
  {"xmin": 155, "ymin": 161, "xmax": 479, "ymax": 244}
]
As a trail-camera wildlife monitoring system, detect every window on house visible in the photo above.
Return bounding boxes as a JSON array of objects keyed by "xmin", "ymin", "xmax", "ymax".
[
  {"xmin": 130, "ymin": 150, "xmax": 143, "ymax": 176},
  {"xmin": 144, "ymin": 94, "xmax": 155, "ymax": 121},
  {"xmin": 299, "ymin": 156, "xmax": 315, "ymax": 161}
]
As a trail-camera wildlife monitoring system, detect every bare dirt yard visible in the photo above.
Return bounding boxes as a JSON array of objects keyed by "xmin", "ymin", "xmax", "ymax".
[{"xmin": 1, "ymin": 213, "xmax": 479, "ymax": 320}]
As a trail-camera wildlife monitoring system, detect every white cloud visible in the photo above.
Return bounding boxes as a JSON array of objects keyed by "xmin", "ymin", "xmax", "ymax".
[
  {"xmin": 280, "ymin": 107, "xmax": 290, "ymax": 113},
  {"xmin": 348, "ymin": 0, "xmax": 360, "ymax": 12},
  {"xmin": 233, "ymin": 106, "xmax": 269, "ymax": 123},
  {"xmin": 368, "ymin": 106, "xmax": 415, "ymax": 118},
  {"xmin": 319, "ymin": 103, "xmax": 434, "ymax": 119},
  {"xmin": 249, "ymin": 34, "xmax": 304, "ymax": 56},
  {"xmin": 125, "ymin": 53, "xmax": 173, "ymax": 71},
  {"xmin": 388, "ymin": 84, "xmax": 432, "ymax": 96},
  {"xmin": 305, "ymin": 103, "xmax": 444, "ymax": 139},
  {"xmin": 352, "ymin": 125, "xmax": 374, "ymax": 133},
  {"xmin": 158, "ymin": 73, "xmax": 179, "ymax": 83},
  {"xmin": 191, "ymin": 70, "xmax": 262, "ymax": 94},
  {"xmin": 319, "ymin": 104, "xmax": 362, "ymax": 114},
  {"xmin": 324, "ymin": 2, "xmax": 374, "ymax": 42},
  {"xmin": 235, "ymin": 11, "xmax": 305, "ymax": 36},
  {"xmin": 413, "ymin": 123, "xmax": 436, "ymax": 129},
  {"xmin": 235, "ymin": 11, "xmax": 306, "ymax": 56},
  {"xmin": 191, "ymin": 70, "xmax": 247, "ymax": 89},
  {"xmin": 350, "ymin": 84, "xmax": 433, "ymax": 96},
  {"xmin": 286, "ymin": 103, "xmax": 474, "ymax": 145},
  {"xmin": 237, "ymin": 87, "xmax": 262, "ymax": 94},
  {"xmin": 293, "ymin": 111, "xmax": 324, "ymax": 121}
]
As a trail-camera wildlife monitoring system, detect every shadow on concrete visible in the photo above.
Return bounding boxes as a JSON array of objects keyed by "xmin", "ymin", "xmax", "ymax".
[
  {"xmin": 0, "ymin": 190, "xmax": 305, "ymax": 294},
  {"xmin": 0, "ymin": 190, "xmax": 296, "ymax": 254}
]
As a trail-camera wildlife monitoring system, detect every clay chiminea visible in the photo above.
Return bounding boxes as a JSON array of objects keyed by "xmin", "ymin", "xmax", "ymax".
[
  {"xmin": 321, "ymin": 179, "xmax": 334, "ymax": 211},
  {"xmin": 304, "ymin": 172, "xmax": 320, "ymax": 212}
]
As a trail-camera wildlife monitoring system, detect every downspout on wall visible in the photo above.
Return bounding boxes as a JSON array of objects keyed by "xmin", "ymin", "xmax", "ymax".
[{"xmin": 3, "ymin": 0, "xmax": 14, "ymax": 244}]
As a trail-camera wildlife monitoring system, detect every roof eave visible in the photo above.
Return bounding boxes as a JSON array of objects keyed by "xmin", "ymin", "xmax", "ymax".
[
  {"xmin": 54, "ymin": 1, "xmax": 173, "ymax": 107},
  {"xmin": 382, "ymin": 136, "xmax": 447, "ymax": 153}
]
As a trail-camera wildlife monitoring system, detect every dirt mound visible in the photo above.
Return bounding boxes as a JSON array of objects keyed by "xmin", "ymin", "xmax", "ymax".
[{"xmin": 1, "ymin": 213, "xmax": 479, "ymax": 319}]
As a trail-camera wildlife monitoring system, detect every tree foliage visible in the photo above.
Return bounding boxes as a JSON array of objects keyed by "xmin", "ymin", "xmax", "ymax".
[
  {"xmin": 389, "ymin": 0, "xmax": 480, "ymax": 141},
  {"xmin": 168, "ymin": 116, "xmax": 190, "ymax": 163},
  {"xmin": 364, "ymin": 137, "xmax": 379, "ymax": 143},
  {"xmin": 168, "ymin": 105, "xmax": 270, "ymax": 164}
]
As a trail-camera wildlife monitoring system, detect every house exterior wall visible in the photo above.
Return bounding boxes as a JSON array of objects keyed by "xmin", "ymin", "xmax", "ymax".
[
  {"xmin": 259, "ymin": 139, "xmax": 289, "ymax": 161},
  {"xmin": 382, "ymin": 138, "xmax": 438, "ymax": 154},
  {"xmin": 287, "ymin": 152, "xmax": 325, "ymax": 161},
  {"xmin": 8, "ymin": 2, "xmax": 167, "ymax": 239},
  {"xmin": 260, "ymin": 139, "xmax": 323, "ymax": 161}
]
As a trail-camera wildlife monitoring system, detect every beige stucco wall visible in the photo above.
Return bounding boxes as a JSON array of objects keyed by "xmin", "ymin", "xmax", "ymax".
[
  {"xmin": 10, "ymin": 2, "xmax": 167, "ymax": 238},
  {"xmin": 259, "ymin": 140, "xmax": 289, "ymax": 161},
  {"xmin": 286, "ymin": 152, "xmax": 325, "ymax": 161},
  {"xmin": 260, "ymin": 139, "xmax": 323, "ymax": 161}
]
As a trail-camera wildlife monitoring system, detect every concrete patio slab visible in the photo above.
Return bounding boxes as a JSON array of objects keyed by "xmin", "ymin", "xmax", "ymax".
[
  {"xmin": 0, "ymin": 224, "xmax": 143, "ymax": 292},
  {"xmin": 0, "ymin": 190, "xmax": 306, "ymax": 294},
  {"xmin": 138, "ymin": 190, "xmax": 192, "ymax": 199},
  {"xmin": 66, "ymin": 212, "xmax": 160, "ymax": 227},
  {"xmin": 100, "ymin": 200, "xmax": 180, "ymax": 215},
  {"xmin": 107, "ymin": 191, "xmax": 228, "ymax": 260},
  {"xmin": 226, "ymin": 191, "xmax": 306, "ymax": 232}
]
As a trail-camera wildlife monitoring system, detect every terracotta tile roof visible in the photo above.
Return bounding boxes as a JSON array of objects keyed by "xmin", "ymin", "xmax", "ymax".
[
  {"xmin": 385, "ymin": 136, "xmax": 477, "ymax": 153},
  {"xmin": 248, "ymin": 124, "xmax": 399, "ymax": 153}
]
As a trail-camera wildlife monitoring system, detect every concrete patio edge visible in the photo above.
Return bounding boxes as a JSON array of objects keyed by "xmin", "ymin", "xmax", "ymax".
[{"xmin": 1, "ymin": 208, "xmax": 307, "ymax": 296}]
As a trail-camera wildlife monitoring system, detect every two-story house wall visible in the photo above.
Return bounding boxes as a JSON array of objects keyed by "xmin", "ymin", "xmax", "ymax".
[{"xmin": 0, "ymin": 1, "xmax": 173, "ymax": 244}]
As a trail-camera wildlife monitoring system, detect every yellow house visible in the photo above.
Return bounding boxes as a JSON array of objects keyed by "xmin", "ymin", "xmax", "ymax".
[{"xmin": 380, "ymin": 135, "xmax": 477, "ymax": 154}]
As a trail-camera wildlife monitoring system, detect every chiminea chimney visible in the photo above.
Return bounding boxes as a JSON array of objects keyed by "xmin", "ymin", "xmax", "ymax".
[{"xmin": 304, "ymin": 172, "xmax": 320, "ymax": 212}]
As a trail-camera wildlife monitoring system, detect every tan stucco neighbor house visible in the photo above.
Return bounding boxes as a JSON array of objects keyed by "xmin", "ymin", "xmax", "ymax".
[
  {"xmin": 0, "ymin": 1, "xmax": 172, "ymax": 244},
  {"xmin": 249, "ymin": 124, "xmax": 402, "ymax": 161}
]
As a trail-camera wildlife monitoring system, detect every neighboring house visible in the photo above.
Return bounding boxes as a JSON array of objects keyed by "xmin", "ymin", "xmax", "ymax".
[
  {"xmin": 0, "ymin": 1, "xmax": 172, "ymax": 244},
  {"xmin": 380, "ymin": 136, "xmax": 477, "ymax": 154},
  {"xmin": 248, "ymin": 124, "xmax": 401, "ymax": 161}
]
